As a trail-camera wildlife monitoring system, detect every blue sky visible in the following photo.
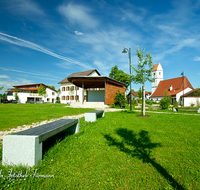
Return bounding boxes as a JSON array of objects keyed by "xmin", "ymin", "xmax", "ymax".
[{"xmin": 0, "ymin": 0, "xmax": 200, "ymax": 94}]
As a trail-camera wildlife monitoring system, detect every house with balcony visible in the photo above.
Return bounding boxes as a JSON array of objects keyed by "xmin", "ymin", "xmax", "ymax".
[{"xmin": 7, "ymin": 83, "xmax": 57, "ymax": 103}]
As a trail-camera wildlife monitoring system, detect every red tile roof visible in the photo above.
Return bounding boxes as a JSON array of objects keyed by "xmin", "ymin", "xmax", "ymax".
[
  {"xmin": 59, "ymin": 69, "xmax": 100, "ymax": 84},
  {"xmin": 150, "ymin": 76, "xmax": 194, "ymax": 97},
  {"xmin": 152, "ymin": 63, "xmax": 159, "ymax": 71}
]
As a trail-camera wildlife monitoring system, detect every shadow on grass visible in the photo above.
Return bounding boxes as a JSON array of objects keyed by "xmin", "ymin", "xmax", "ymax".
[
  {"xmin": 42, "ymin": 130, "xmax": 84, "ymax": 157},
  {"xmin": 104, "ymin": 128, "xmax": 186, "ymax": 190}
]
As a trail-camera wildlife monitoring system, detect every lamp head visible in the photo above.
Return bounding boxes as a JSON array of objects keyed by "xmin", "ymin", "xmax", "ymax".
[{"xmin": 122, "ymin": 48, "xmax": 128, "ymax": 53}]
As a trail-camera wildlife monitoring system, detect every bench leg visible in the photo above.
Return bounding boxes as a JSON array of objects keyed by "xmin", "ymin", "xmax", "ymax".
[
  {"xmin": 85, "ymin": 113, "xmax": 97, "ymax": 122},
  {"xmin": 2, "ymin": 135, "xmax": 42, "ymax": 167},
  {"xmin": 65, "ymin": 119, "xmax": 79, "ymax": 134}
]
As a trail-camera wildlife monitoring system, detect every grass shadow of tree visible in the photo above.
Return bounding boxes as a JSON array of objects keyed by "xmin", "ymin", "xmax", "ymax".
[{"xmin": 104, "ymin": 128, "xmax": 186, "ymax": 190}]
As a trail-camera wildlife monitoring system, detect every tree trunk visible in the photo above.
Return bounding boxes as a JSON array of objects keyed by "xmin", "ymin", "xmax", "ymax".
[{"xmin": 142, "ymin": 85, "xmax": 145, "ymax": 116}]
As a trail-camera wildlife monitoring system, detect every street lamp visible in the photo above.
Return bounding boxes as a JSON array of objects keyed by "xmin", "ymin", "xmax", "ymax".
[
  {"xmin": 181, "ymin": 72, "xmax": 184, "ymax": 107},
  {"xmin": 122, "ymin": 47, "xmax": 132, "ymax": 111}
]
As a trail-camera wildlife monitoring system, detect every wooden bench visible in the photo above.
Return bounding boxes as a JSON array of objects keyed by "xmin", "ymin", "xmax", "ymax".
[
  {"xmin": 85, "ymin": 110, "xmax": 105, "ymax": 122},
  {"xmin": 2, "ymin": 119, "xmax": 79, "ymax": 167},
  {"xmin": 173, "ymin": 107, "xmax": 200, "ymax": 113}
]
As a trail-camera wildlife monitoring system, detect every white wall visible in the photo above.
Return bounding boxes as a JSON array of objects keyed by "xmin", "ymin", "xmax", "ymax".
[
  {"xmin": 184, "ymin": 97, "xmax": 200, "ymax": 107},
  {"xmin": 60, "ymin": 83, "xmax": 85, "ymax": 104},
  {"xmin": 7, "ymin": 88, "xmax": 57, "ymax": 103},
  {"xmin": 176, "ymin": 87, "xmax": 193, "ymax": 105},
  {"xmin": 88, "ymin": 90, "xmax": 105, "ymax": 102}
]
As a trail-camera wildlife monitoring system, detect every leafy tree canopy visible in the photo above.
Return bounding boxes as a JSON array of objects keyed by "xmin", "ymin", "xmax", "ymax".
[
  {"xmin": 130, "ymin": 47, "xmax": 154, "ymax": 85},
  {"xmin": 0, "ymin": 86, "xmax": 4, "ymax": 90},
  {"xmin": 109, "ymin": 65, "xmax": 132, "ymax": 88},
  {"xmin": 38, "ymin": 84, "xmax": 46, "ymax": 96},
  {"xmin": 48, "ymin": 85, "xmax": 55, "ymax": 90}
]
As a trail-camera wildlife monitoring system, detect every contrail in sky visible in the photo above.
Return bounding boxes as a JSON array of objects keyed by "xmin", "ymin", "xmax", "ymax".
[{"xmin": 0, "ymin": 32, "xmax": 92, "ymax": 69}]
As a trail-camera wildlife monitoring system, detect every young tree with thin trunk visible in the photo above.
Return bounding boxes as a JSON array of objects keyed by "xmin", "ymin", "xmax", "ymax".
[{"xmin": 130, "ymin": 47, "xmax": 154, "ymax": 116}]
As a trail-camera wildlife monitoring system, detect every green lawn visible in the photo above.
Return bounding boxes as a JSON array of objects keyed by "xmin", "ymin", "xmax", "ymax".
[
  {"xmin": 0, "ymin": 111, "xmax": 199, "ymax": 189},
  {"xmin": 0, "ymin": 104, "xmax": 94, "ymax": 131}
]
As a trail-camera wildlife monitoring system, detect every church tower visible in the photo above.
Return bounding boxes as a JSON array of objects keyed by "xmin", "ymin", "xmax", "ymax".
[{"xmin": 152, "ymin": 63, "xmax": 163, "ymax": 93}]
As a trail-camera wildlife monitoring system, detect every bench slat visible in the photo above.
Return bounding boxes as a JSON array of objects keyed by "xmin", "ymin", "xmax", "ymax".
[{"xmin": 13, "ymin": 119, "xmax": 78, "ymax": 143}]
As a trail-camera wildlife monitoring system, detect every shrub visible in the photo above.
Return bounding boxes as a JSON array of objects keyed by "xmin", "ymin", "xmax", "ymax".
[
  {"xmin": 109, "ymin": 103, "xmax": 115, "ymax": 108},
  {"xmin": 114, "ymin": 90, "xmax": 125, "ymax": 106},
  {"xmin": 173, "ymin": 101, "xmax": 178, "ymax": 107},
  {"xmin": 160, "ymin": 96, "xmax": 170, "ymax": 109},
  {"xmin": 146, "ymin": 99, "xmax": 153, "ymax": 105}
]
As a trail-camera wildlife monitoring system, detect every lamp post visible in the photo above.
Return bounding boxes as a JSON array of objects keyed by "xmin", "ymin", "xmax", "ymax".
[
  {"xmin": 122, "ymin": 47, "xmax": 132, "ymax": 111},
  {"xmin": 181, "ymin": 72, "xmax": 184, "ymax": 107}
]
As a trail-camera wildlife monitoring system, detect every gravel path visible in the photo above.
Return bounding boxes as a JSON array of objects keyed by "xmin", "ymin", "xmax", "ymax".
[{"xmin": 0, "ymin": 108, "xmax": 124, "ymax": 141}]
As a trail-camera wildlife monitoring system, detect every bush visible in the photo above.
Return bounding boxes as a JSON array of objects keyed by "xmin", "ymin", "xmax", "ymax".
[
  {"xmin": 145, "ymin": 99, "xmax": 153, "ymax": 105},
  {"xmin": 109, "ymin": 103, "xmax": 115, "ymax": 108},
  {"xmin": 114, "ymin": 90, "xmax": 125, "ymax": 106},
  {"xmin": 173, "ymin": 101, "xmax": 178, "ymax": 107},
  {"xmin": 160, "ymin": 96, "xmax": 170, "ymax": 109}
]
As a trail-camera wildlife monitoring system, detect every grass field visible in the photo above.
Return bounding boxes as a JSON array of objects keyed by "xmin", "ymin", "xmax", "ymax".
[
  {"xmin": 0, "ymin": 104, "xmax": 94, "ymax": 131},
  {"xmin": 0, "ymin": 109, "xmax": 199, "ymax": 189}
]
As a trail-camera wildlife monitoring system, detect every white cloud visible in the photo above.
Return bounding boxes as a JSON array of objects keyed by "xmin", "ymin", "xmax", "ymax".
[
  {"xmin": 0, "ymin": 32, "xmax": 92, "ymax": 70},
  {"xmin": 75, "ymin": 31, "xmax": 83, "ymax": 36},
  {"xmin": 58, "ymin": 3, "xmax": 98, "ymax": 28},
  {"xmin": 0, "ymin": 75, "xmax": 9, "ymax": 79},
  {"xmin": 193, "ymin": 56, "xmax": 200, "ymax": 61},
  {"xmin": 4, "ymin": 0, "xmax": 45, "ymax": 17}
]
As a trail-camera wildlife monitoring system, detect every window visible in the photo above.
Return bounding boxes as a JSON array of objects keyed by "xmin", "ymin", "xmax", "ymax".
[
  {"xmin": 66, "ymin": 96, "xmax": 69, "ymax": 100},
  {"xmin": 159, "ymin": 72, "xmax": 161, "ymax": 75},
  {"xmin": 70, "ymin": 96, "xmax": 74, "ymax": 100},
  {"xmin": 47, "ymin": 98, "xmax": 50, "ymax": 102},
  {"xmin": 74, "ymin": 95, "xmax": 79, "ymax": 101},
  {"xmin": 62, "ymin": 87, "xmax": 65, "ymax": 91},
  {"xmin": 52, "ymin": 92, "xmax": 55, "ymax": 95},
  {"xmin": 75, "ymin": 86, "xmax": 79, "ymax": 90},
  {"xmin": 66, "ymin": 87, "xmax": 69, "ymax": 91},
  {"xmin": 62, "ymin": 96, "xmax": 65, "ymax": 100}
]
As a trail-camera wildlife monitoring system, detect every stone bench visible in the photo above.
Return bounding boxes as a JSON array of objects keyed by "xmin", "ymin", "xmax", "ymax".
[
  {"xmin": 173, "ymin": 107, "xmax": 200, "ymax": 113},
  {"xmin": 85, "ymin": 110, "xmax": 105, "ymax": 122},
  {"xmin": 2, "ymin": 119, "xmax": 79, "ymax": 167}
]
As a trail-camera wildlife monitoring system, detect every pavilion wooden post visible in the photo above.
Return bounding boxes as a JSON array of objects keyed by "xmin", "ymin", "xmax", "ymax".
[
  {"xmin": 75, "ymin": 86, "xmax": 77, "ymax": 102},
  {"xmin": 82, "ymin": 81, "xmax": 84, "ymax": 104}
]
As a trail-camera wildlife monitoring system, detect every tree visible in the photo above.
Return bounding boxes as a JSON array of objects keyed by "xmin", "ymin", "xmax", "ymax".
[
  {"xmin": 0, "ymin": 86, "xmax": 4, "ymax": 90},
  {"xmin": 48, "ymin": 85, "xmax": 55, "ymax": 90},
  {"xmin": 137, "ymin": 87, "xmax": 142, "ymax": 99},
  {"xmin": 109, "ymin": 65, "xmax": 132, "ymax": 88},
  {"xmin": 130, "ymin": 47, "xmax": 154, "ymax": 116},
  {"xmin": 14, "ymin": 87, "xmax": 19, "ymax": 102},
  {"xmin": 114, "ymin": 90, "xmax": 125, "ymax": 107},
  {"xmin": 38, "ymin": 84, "xmax": 46, "ymax": 96},
  {"xmin": 2, "ymin": 93, "xmax": 7, "ymax": 99}
]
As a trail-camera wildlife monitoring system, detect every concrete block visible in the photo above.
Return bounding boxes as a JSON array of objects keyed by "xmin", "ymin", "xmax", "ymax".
[
  {"xmin": 85, "ymin": 110, "xmax": 104, "ymax": 122},
  {"xmin": 85, "ymin": 112, "xmax": 97, "ymax": 122},
  {"xmin": 2, "ymin": 135, "xmax": 42, "ymax": 167}
]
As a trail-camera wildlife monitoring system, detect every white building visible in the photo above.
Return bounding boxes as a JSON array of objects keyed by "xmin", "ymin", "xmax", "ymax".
[
  {"xmin": 152, "ymin": 63, "xmax": 163, "ymax": 94},
  {"xmin": 150, "ymin": 63, "xmax": 198, "ymax": 106},
  {"xmin": 58, "ymin": 69, "xmax": 101, "ymax": 104},
  {"xmin": 7, "ymin": 84, "xmax": 57, "ymax": 103}
]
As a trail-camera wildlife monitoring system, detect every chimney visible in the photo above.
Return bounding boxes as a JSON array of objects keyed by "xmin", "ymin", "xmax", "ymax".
[{"xmin": 170, "ymin": 85, "xmax": 173, "ymax": 91}]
